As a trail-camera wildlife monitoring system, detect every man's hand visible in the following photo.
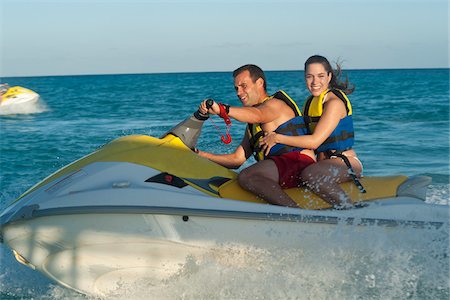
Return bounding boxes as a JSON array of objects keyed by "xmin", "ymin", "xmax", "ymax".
[{"xmin": 199, "ymin": 99, "xmax": 220, "ymax": 115}]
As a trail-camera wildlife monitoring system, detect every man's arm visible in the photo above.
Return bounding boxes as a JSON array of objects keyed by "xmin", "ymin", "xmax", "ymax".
[
  {"xmin": 202, "ymin": 99, "xmax": 284, "ymax": 125},
  {"xmin": 197, "ymin": 132, "xmax": 253, "ymax": 169},
  {"xmin": 228, "ymin": 99, "xmax": 282, "ymax": 124}
]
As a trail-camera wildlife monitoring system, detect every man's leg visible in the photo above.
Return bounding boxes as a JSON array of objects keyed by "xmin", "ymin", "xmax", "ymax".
[{"xmin": 238, "ymin": 160, "xmax": 299, "ymax": 207}]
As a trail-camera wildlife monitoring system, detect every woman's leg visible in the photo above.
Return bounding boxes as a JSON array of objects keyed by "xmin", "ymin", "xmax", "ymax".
[
  {"xmin": 300, "ymin": 157, "xmax": 363, "ymax": 207},
  {"xmin": 238, "ymin": 160, "xmax": 299, "ymax": 207}
]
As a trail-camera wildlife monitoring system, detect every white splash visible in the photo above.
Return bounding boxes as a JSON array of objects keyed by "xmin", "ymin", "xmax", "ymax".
[
  {"xmin": 100, "ymin": 226, "xmax": 449, "ymax": 300},
  {"xmin": 0, "ymin": 98, "xmax": 49, "ymax": 115}
]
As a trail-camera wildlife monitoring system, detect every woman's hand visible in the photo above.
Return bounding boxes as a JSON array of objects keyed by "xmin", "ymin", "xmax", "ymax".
[{"xmin": 260, "ymin": 131, "xmax": 278, "ymax": 156}]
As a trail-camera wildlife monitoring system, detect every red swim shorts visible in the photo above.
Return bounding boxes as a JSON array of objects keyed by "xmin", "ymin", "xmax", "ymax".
[{"xmin": 269, "ymin": 152, "xmax": 315, "ymax": 189}]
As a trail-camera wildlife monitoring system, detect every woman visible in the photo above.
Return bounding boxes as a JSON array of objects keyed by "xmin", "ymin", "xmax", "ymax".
[{"xmin": 261, "ymin": 55, "xmax": 364, "ymax": 208}]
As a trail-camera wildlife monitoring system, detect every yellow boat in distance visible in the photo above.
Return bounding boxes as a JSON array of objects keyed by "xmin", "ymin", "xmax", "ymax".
[{"xmin": 0, "ymin": 84, "xmax": 40, "ymax": 107}]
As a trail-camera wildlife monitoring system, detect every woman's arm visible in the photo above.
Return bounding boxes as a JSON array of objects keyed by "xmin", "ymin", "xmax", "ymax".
[{"xmin": 261, "ymin": 97, "xmax": 347, "ymax": 155}]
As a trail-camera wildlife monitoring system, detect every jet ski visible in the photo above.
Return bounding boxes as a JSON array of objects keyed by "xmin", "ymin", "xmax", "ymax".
[
  {"xmin": 1, "ymin": 106, "xmax": 448, "ymax": 296},
  {"xmin": 0, "ymin": 85, "xmax": 40, "ymax": 107}
]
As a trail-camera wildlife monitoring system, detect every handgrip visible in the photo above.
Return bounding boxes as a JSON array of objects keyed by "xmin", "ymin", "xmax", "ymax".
[{"xmin": 205, "ymin": 99, "xmax": 214, "ymax": 109}]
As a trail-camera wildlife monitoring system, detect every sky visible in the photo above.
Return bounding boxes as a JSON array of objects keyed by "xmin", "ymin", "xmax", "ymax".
[{"xmin": 0, "ymin": 0, "xmax": 448, "ymax": 77}]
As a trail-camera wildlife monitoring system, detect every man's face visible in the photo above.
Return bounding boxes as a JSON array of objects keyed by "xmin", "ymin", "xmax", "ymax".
[{"xmin": 234, "ymin": 70, "xmax": 263, "ymax": 107}]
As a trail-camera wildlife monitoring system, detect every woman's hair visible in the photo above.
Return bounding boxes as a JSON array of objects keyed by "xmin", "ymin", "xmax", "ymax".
[
  {"xmin": 304, "ymin": 55, "xmax": 355, "ymax": 95},
  {"xmin": 233, "ymin": 64, "xmax": 267, "ymax": 91}
]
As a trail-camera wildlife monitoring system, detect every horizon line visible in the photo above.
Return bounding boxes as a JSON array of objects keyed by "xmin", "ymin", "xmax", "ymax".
[{"xmin": 2, "ymin": 66, "xmax": 449, "ymax": 79}]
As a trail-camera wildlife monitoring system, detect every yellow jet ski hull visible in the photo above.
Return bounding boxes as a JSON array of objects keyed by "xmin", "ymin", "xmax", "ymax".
[{"xmin": 18, "ymin": 134, "xmax": 411, "ymax": 210}]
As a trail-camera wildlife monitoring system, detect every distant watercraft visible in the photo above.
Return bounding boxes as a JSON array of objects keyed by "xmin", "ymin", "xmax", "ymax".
[
  {"xmin": 0, "ymin": 85, "xmax": 40, "ymax": 107},
  {"xmin": 0, "ymin": 103, "xmax": 448, "ymax": 296}
]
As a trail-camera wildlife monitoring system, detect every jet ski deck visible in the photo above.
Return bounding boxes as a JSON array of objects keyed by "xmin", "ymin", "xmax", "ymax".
[{"xmin": 12, "ymin": 134, "xmax": 428, "ymax": 210}]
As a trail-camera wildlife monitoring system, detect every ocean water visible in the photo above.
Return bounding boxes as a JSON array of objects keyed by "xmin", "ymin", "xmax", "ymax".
[{"xmin": 0, "ymin": 69, "xmax": 449, "ymax": 299}]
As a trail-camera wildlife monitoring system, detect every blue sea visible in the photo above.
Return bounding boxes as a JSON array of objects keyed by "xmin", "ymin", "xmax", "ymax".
[{"xmin": 0, "ymin": 69, "xmax": 449, "ymax": 299}]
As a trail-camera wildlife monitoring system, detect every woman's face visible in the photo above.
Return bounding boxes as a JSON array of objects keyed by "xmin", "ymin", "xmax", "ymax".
[{"xmin": 304, "ymin": 63, "xmax": 332, "ymax": 97}]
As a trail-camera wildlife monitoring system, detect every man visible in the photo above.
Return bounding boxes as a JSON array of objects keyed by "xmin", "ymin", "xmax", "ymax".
[{"xmin": 198, "ymin": 64, "xmax": 315, "ymax": 207}]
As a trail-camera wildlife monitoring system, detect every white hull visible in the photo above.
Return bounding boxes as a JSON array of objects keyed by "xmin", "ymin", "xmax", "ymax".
[
  {"xmin": 4, "ymin": 209, "xmax": 448, "ymax": 296},
  {"xmin": 1, "ymin": 162, "xmax": 448, "ymax": 296}
]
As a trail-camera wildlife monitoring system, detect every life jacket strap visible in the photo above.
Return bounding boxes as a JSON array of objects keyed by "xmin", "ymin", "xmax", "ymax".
[
  {"xmin": 321, "ymin": 130, "xmax": 354, "ymax": 146},
  {"xmin": 249, "ymin": 129, "xmax": 264, "ymax": 148}
]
